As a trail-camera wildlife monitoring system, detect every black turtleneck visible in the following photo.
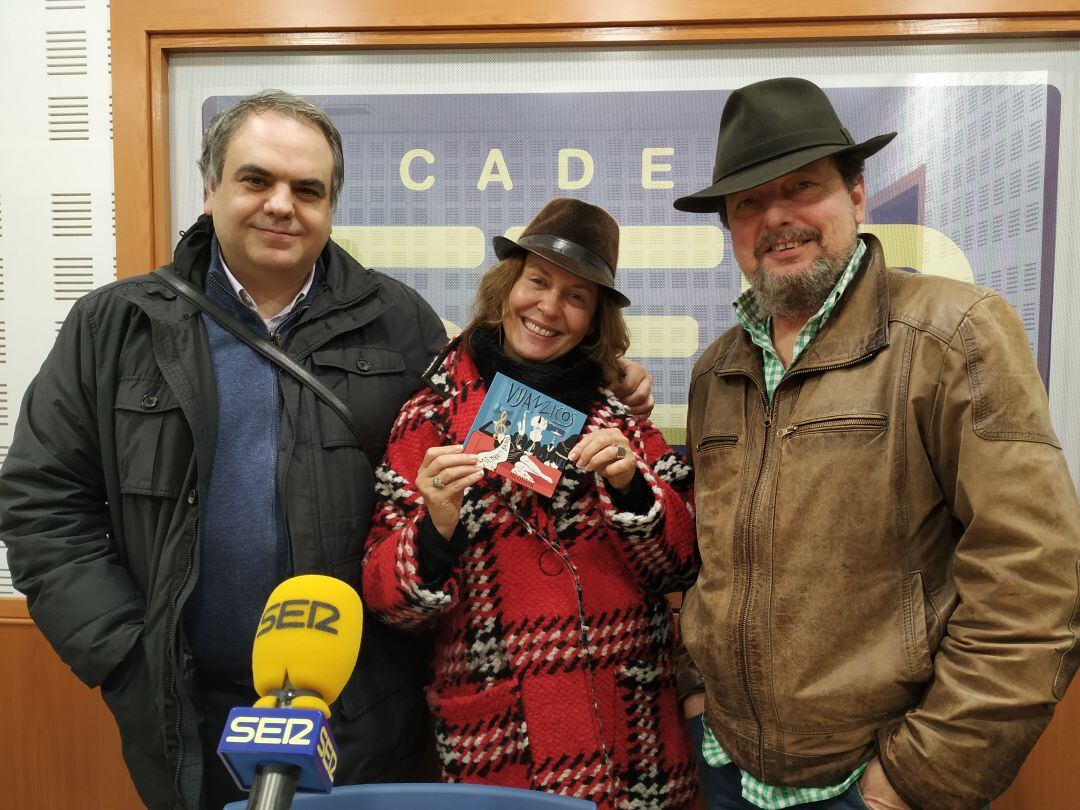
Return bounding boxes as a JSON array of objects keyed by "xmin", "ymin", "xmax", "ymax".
[{"xmin": 466, "ymin": 326, "xmax": 604, "ymax": 415}]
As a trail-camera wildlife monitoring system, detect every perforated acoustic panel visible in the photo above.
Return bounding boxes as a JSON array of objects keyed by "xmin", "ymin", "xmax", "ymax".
[
  {"xmin": 48, "ymin": 95, "xmax": 91, "ymax": 141},
  {"xmin": 0, "ymin": 0, "xmax": 114, "ymax": 596}
]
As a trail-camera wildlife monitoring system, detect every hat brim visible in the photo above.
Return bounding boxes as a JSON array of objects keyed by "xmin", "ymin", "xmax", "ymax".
[
  {"xmin": 492, "ymin": 235, "xmax": 632, "ymax": 308},
  {"xmin": 672, "ymin": 133, "xmax": 897, "ymax": 213}
]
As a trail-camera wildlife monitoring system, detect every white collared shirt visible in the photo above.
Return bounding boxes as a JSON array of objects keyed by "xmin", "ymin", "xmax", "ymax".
[{"xmin": 218, "ymin": 256, "xmax": 316, "ymax": 333}]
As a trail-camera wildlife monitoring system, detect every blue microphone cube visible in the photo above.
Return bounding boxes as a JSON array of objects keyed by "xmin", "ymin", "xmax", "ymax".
[{"xmin": 218, "ymin": 707, "xmax": 338, "ymax": 793}]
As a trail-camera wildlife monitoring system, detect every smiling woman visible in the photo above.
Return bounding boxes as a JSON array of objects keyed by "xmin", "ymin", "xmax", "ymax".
[
  {"xmin": 500, "ymin": 255, "xmax": 599, "ymax": 366},
  {"xmin": 361, "ymin": 198, "xmax": 699, "ymax": 808},
  {"xmin": 463, "ymin": 199, "xmax": 632, "ymax": 385}
]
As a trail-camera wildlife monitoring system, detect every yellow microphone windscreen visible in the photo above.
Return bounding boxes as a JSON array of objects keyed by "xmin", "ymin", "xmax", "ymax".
[{"xmin": 251, "ymin": 575, "xmax": 363, "ymax": 717}]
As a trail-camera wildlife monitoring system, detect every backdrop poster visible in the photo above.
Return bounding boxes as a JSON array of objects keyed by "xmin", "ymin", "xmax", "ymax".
[{"xmin": 207, "ymin": 81, "xmax": 1059, "ymax": 444}]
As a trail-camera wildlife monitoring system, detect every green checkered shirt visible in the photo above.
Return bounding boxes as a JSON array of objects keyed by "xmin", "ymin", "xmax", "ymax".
[
  {"xmin": 703, "ymin": 238, "xmax": 869, "ymax": 808},
  {"xmin": 733, "ymin": 238, "xmax": 866, "ymax": 401},
  {"xmin": 700, "ymin": 723, "xmax": 867, "ymax": 809}
]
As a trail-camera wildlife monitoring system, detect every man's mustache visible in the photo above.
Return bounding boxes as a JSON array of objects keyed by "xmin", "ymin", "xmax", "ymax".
[{"xmin": 754, "ymin": 228, "xmax": 822, "ymax": 259}]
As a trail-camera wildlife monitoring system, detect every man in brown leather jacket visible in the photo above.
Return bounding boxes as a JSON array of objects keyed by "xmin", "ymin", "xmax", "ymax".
[{"xmin": 672, "ymin": 77, "xmax": 1080, "ymax": 810}]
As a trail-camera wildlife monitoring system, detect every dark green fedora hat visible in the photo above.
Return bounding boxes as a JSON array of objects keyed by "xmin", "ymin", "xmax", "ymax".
[{"xmin": 673, "ymin": 77, "xmax": 896, "ymax": 213}]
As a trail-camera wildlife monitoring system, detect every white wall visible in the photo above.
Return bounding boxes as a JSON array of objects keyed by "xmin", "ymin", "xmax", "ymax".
[{"xmin": 0, "ymin": 0, "xmax": 115, "ymax": 596}]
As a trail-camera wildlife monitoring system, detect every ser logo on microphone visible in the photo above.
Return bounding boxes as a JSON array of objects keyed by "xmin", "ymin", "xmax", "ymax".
[
  {"xmin": 316, "ymin": 724, "xmax": 338, "ymax": 781},
  {"xmin": 225, "ymin": 715, "xmax": 315, "ymax": 746},
  {"xmin": 256, "ymin": 599, "xmax": 340, "ymax": 637},
  {"xmin": 222, "ymin": 715, "xmax": 337, "ymax": 780}
]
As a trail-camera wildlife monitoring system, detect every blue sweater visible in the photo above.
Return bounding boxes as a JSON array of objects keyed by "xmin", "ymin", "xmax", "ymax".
[{"xmin": 183, "ymin": 240, "xmax": 323, "ymax": 680}]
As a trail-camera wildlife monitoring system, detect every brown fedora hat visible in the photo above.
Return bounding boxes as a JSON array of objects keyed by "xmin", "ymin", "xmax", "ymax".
[
  {"xmin": 673, "ymin": 77, "xmax": 896, "ymax": 213},
  {"xmin": 492, "ymin": 198, "xmax": 631, "ymax": 308}
]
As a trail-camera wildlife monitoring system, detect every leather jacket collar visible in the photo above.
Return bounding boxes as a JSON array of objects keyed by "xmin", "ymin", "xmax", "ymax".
[{"xmin": 713, "ymin": 234, "xmax": 891, "ymax": 386}]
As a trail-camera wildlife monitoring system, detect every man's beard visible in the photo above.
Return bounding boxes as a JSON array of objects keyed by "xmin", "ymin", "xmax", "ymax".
[{"xmin": 749, "ymin": 230, "xmax": 857, "ymax": 319}]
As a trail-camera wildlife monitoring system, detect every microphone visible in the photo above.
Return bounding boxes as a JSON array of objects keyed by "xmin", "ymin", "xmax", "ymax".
[{"xmin": 218, "ymin": 575, "xmax": 363, "ymax": 809}]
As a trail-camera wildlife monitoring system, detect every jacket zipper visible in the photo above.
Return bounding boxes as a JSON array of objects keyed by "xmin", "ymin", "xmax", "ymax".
[
  {"xmin": 272, "ymin": 297, "xmax": 350, "ymax": 569},
  {"xmin": 775, "ymin": 414, "xmax": 887, "ymax": 439},
  {"xmin": 740, "ymin": 354, "xmax": 876, "ymax": 775},
  {"xmin": 170, "ymin": 488, "xmax": 199, "ymax": 802},
  {"xmin": 271, "ymin": 297, "xmax": 315, "ymax": 595},
  {"xmin": 268, "ymin": 331, "xmax": 292, "ymax": 574},
  {"xmin": 712, "ymin": 368, "xmax": 771, "ymax": 777},
  {"xmin": 741, "ymin": 392, "xmax": 772, "ymax": 777}
]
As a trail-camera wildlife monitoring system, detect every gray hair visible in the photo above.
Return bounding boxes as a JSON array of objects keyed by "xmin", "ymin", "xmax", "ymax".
[{"xmin": 197, "ymin": 90, "xmax": 345, "ymax": 208}]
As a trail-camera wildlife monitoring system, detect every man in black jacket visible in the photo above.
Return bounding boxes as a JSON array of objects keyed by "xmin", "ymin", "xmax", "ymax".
[
  {"xmin": 1, "ymin": 90, "xmax": 655, "ymax": 810},
  {"xmin": 1, "ymin": 91, "xmax": 450, "ymax": 809}
]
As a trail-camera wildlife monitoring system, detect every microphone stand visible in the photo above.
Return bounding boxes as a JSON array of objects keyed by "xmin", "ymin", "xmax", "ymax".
[
  {"xmin": 246, "ymin": 764, "xmax": 300, "ymax": 810},
  {"xmin": 245, "ymin": 679, "xmax": 310, "ymax": 810}
]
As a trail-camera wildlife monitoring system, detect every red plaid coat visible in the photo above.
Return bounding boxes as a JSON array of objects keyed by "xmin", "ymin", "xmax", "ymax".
[{"xmin": 362, "ymin": 344, "xmax": 698, "ymax": 809}]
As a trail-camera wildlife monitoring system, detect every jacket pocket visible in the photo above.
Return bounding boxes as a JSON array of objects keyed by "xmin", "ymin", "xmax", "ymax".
[
  {"xmin": 775, "ymin": 412, "xmax": 888, "ymax": 439},
  {"xmin": 100, "ymin": 643, "xmax": 174, "ymax": 808},
  {"xmin": 312, "ymin": 345, "xmax": 405, "ymax": 378},
  {"xmin": 1053, "ymin": 561, "xmax": 1080, "ymax": 699},
  {"xmin": 766, "ymin": 405, "xmax": 912, "ymax": 734},
  {"xmin": 689, "ymin": 430, "xmax": 745, "ymax": 624},
  {"xmin": 614, "ymin": 659, "xmax": 690, "ymax": 795},
  {"xmin": 906, "ymin": 572, "xmax": 935, "ymax": 683},
  {"xmin": 311, "ymin": 345, "xmax": 408, "ymax": 458},
  {"xmin": 696, "ymin": 434, "xmax": 740, "ymax": 456},
  {"xmin": 114, "ymin": 377, "xmax": 190, "ymax": 497},
  {"xmin": 428, "ymin": 678, "xmax": 534, "ymax": 785}
]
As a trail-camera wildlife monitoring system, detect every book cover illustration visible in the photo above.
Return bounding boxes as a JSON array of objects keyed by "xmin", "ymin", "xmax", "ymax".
[{"xmin": 463, "ymin": 372, "xmax": 588, "ymax": 498}]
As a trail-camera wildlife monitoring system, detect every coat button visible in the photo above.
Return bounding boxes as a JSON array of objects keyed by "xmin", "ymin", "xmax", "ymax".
[
  {"xmin": 538, "ymin": 549, "xmax": 563, "ymax": 576},
  {"xmin": 141, "ymin": 393, "xmax": 159, "ymax": 408},
  {"xmin": 356, "ymin": 358, "xmax": 370, "ymax": 372}
]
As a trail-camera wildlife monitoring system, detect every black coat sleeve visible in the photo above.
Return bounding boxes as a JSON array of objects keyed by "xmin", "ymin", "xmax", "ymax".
[{"xmin": 0, "ymin": 296, "xmax": 145, "ymax": 687}]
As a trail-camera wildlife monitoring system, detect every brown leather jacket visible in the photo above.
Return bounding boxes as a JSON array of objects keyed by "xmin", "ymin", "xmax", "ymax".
[{"xmin": 681, "ymin": 235, "xmax": 1080, "ymax": 809}]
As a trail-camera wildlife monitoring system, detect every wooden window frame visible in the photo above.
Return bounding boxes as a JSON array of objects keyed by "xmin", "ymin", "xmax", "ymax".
[{"xmin": 5, "ymin": 3, "xmax": 1076, "ymax": 806}]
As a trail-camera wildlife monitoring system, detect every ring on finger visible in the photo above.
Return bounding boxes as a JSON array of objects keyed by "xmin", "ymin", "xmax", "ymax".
[
  {"xmin": 432, "ymin": 475, "xmax": 445, "ymax": 489},
  {"xmin": 615, "ymin": 446, "xmax": 627, "ymax": 460}
]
